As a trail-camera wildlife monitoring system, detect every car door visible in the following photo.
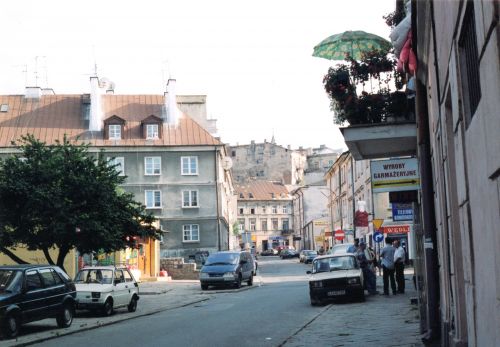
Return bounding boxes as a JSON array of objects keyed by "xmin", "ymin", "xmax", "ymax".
[
  {"xmin": 242, "ymin": 253, "xmax": 252, "ymax": 279},
  {"xmin": 122, "ymin": 269, "xmax": 136, "ymax": 303},
  {"xmin": 38, "ymin": 268, "xmax": 62, "ymax": 315},
  {"xmin": 113, "ymin": 270, "xmax": 128, "ymax": 306},
  {"xmin": 21, "ymin": 270, "xmax": 47, "ymax": 322}
]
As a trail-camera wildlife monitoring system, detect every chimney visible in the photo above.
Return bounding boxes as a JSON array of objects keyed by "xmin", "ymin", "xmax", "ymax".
[
  {"xmin": 25, "ymin": 86, "xmax": 42, "ymax": 99},
  {"xmin": 165, "ymin": 78, "xmax": 179, "ymax": 125},
  {"xmin": 89, "ymin": 76, "xmax": 103, "ymax": 131}
]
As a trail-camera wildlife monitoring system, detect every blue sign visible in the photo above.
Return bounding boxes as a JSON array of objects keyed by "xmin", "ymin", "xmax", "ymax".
[
  {"xmin": 392, "ymin": 203, "xmax": 414, "ymax": 221},
  {"xmin": 373, "ymin": 231, "xmax": 384, "ymax": 243}
]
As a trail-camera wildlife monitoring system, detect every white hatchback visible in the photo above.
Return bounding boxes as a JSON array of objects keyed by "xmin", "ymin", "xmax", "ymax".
[{"xmin": 74, "ymin": 266, "xmax": 139, "ymax": 316}]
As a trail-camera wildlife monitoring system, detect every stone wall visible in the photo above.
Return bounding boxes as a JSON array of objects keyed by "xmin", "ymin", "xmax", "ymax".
[{"xmin": 160, "ymin": 257, "xmax": 199, "ymax": 280}]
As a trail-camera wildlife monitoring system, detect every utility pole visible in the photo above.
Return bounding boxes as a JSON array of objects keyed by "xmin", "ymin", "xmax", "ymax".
[{"xmin": 351, "ymin": 156, "xmax": 356, "ymax": 240}]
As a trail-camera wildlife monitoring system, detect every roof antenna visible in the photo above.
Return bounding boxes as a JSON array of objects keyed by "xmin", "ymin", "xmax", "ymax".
[
  {"xmin": 34, "ymin": 56, "xmax": 45, "ymax": 87},
  {"xmin": 92, "ymin": 45, "xmax": 98, "ymax": 77}
]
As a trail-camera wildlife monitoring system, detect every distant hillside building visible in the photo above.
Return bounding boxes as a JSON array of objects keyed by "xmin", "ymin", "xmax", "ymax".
[{"xmin": 229, "ymin": 139, "xmax": 306, "ymax": 185}]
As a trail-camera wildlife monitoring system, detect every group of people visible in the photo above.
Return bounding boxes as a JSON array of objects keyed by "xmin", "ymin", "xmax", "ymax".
[{"xmin": 349, "ymin": 237, "xmax": 406, "ymax": 296}]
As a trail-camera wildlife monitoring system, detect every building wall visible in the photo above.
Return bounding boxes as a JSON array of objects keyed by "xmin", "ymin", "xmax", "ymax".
[
  {"xmin": 230, "ymin": 141, "xmax": 306, "ymax": 185},
  {"xmin": 418, "ymin": 1, "xmax": 500, "ymax": 345}
]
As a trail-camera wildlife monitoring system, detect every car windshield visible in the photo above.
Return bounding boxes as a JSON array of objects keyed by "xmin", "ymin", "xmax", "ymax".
[
  {"xmin": 75, "ymin": 269, "xmax": 114, "ymax": 284},
  {"xmin": 0, "ymin": 270, "xmax": 23, "ymax": 293},
  {"xmin": 204, "ymin": 253, "xmax": 238, "ymax": 266},
  {"xmin": 306, "ymin": 251, "xmax": 317, "ymax": 256},
  {"xmin": 312, "ymin": 256, "xmax": 357, "ymax": 273}
]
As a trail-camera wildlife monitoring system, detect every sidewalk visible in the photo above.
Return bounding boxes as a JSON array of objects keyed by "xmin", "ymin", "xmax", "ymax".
[{"xmin": 281, "ymin": 269, "xmax": 422, "ymax": 347}]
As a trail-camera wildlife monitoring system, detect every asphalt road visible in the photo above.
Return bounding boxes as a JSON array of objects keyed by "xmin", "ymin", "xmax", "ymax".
[{"xmin": 32, "ymin": 257, "xmax": 324, "ymax": 347}]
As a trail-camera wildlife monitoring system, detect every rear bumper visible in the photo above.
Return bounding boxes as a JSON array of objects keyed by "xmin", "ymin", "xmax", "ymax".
[
  {"xmin": 310, "ymin": 284, "xmax": 364, "ymax": 300},
  {"xmin": 200, "ymin": 277, "xmax": 237, "ymax": 286}
]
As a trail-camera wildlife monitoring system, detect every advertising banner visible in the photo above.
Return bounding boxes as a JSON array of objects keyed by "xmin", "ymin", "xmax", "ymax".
[
  {"xmin": 392, "ymin": 203, "xmax": 414, "ymax": 221},
  {"xmin": 371, "ymin": 158, "xmax": 420, "ymax": 193}
]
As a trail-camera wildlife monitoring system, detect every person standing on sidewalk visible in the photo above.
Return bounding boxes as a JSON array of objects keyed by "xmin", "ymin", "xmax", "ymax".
[
  {"xmin": 393, "ymin": 239, "xmax": 406, "ymax": 294},
  {"xmin": 380, "ymin": 237, "xmax": 397, "ymax": 295},
  {"xmin": 356, "ymin": 240, "xmax": 378, "ymax": 295}
]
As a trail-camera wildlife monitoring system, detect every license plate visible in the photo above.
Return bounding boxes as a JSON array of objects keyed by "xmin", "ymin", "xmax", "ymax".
[{"xmin": 327, "ymin": 290, "xmax": 345, "ymax": 296}]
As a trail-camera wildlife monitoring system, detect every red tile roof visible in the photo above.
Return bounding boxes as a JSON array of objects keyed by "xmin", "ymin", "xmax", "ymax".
[
  {"xmin": 235, "ymin": 180, "xmax": 291, "ymax": 200},
  {"xmin": 0, "ymin": 94, "xmax": 221, "ymax": 147}
]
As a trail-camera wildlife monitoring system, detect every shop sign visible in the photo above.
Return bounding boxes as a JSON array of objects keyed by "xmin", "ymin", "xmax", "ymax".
[
  {"xmin": 371, "ymin": 158, "xmax": 420, "ymax": 193},
  {"xmin": 392, "ymin": 203, "xmax": 414, "ymax": 221},
  {"xmin": 382, "ymin": 225, "xmax": 410, "ymax": 234},
  {"xmin": 313, "ymin": 220, "xmax": 329, "ymax": 226}
]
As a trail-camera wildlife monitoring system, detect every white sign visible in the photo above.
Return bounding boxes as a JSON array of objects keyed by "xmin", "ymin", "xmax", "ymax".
[{"xmin": 371, "ymin": 158, "xmax": 420, "ymax": 193}]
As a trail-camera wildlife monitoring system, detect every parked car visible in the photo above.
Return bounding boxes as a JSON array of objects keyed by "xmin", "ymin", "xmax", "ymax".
[
  {"xmin": 260, "ymin": 249, "xmax": 278, "ymax": 256},
  {"xmin": 327, "ymin": 243, "xmax": 354, "ymax": 255},
  {"xmin": 280, "ymin": 249, "xmax": 299, "ymax": 259},
  {"xmin": 0, "ymin": 264, "xmax": 76, "ymax": 338},
  {"xmin": 74, "ymin": 266, "xmax": 139, "ymax": 316},
  {"xmin": 300, "ymin": 250, "xmax": 318, "ymax": 264},
  {"xmin": 307, "ymin": 254, "xmax": 364, "ymax": 305},
  {"xmin": 199, "ymin": 251, "xmax": 254, "ymax": 290}
]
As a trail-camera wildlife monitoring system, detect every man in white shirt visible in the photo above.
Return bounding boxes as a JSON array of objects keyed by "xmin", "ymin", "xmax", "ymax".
[{"xmin": 393, "ymin": 239, "xmax": 406, "ymax": 294}]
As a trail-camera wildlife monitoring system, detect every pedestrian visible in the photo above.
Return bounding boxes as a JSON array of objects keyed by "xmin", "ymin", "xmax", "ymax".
[
  {"xmin": 380, "ymin": 237, "xmax": 397, "ymax": 295},
  {"xmin": 393, "ymin": 239, "xmax": 406, "ymax": 294},
  {"xmin": 356, "ymin": 240, "xmax": 378, "ymax": 295},
  {"xmin": 318, "ymin": 246, "xmax": 325, "ymax": 255},
  {"xmin": 346, "ymin": 238, "xmax": 359, "ymax": 253}
]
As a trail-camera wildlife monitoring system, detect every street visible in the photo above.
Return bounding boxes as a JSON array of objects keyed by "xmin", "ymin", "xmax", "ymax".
[{"xmin": 9, "ymin": 256, "xmax": 423, "ymax": 347}]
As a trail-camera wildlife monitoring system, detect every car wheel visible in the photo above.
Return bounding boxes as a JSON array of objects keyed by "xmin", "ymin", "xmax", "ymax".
[
  {"xmin": 201, "ymin": 283, "xmax": 208, "ymax": 290},
  {"xmin": 127, "ymin": 296, "xmax": 138, "ymax": 312},
  {"xmin": 234, "ymin": 274, "xmax": 242, "ymax": 289},
  {"xmin": 2, "ymin": 312, "xmax": 20, "ymax": 338},
  {"xmin": 56, "ymin": 302, "xmax": 74, "ymax": 328},
  {"xmin": 310, "ymin": 297, "xmax": 322, "ymax": 306},
  {"xmin": 102, "ymin": 298, "xmax": 114, "ymax": 316},
  {"xmin": 247, "ymin": 274, "xmax": 253, "ymax": 286}
]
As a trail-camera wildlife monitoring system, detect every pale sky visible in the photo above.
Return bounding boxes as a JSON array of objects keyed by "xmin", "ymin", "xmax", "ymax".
[{"xmin": 0, "ymin": 0, "xmax": 394, "ymax": 150}]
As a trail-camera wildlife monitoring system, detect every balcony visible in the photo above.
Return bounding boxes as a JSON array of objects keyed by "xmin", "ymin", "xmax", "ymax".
[
  {"xmin": 281, "ymin": 229, "xmax": 294, "ymax": 236},
  {"xmin": 340, "ymin": 120, "xmax": 417, "ymax": 160}
]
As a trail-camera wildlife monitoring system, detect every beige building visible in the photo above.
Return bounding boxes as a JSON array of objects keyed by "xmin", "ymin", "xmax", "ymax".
[
  {"xmin": 235, "ymin": 181, "xmax": 293, "ymax": 252},
  {"xmin": 229, "ymin": 139, "xmax": 306, "ymax": 185}
]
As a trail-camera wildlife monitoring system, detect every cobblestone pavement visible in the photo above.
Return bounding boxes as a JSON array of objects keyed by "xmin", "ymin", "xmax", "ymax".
[{"xmin": 281, "ymin": 269, "xmax": 423, "ymax": 347}]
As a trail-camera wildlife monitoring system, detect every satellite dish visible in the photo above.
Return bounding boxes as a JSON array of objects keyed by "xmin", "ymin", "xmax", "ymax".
[{"xmin": 222, "ymin": 157, "xmax": 233, "ymax": 171}]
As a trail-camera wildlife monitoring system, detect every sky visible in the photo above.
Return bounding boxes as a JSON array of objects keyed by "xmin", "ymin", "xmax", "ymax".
[{"xmin": 0, "ymin": 0, "xmax": 394, "ymax": 150}]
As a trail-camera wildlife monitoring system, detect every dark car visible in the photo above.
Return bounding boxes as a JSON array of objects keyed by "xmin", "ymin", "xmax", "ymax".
[
  {"xmin": 307, "ymin": 254, "xmax": 364, "ymax": 305},
  {"xmin": 280, "ymin": 249, "xmax": 299, "ymax": 259},
  {"xmin": 199, "ymin": 251, "xmax": 254, "ymax": 290},
  {"xmin": 0, "ymin": 264, "xmax": 76, "ymax": 338},
  {"xmin": 302, "ymin": 250, "xmax": 318, "ymax": 264}
]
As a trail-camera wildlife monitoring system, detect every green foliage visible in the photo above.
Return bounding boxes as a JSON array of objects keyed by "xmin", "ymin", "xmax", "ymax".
[{"xmin": 0, "ymin": 135, "xmax": 160, "ymax": 269}]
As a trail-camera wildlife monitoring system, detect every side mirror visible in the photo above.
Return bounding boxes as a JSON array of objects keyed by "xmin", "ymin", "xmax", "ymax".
[{"xmin": 306, "ymin": 271, "xmax": 312, "ymax": 275}]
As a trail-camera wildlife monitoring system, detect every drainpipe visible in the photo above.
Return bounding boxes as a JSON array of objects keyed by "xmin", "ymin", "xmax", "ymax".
[
  {"xmin": 215, "ymin": 149, "xmax": 221, "ymax": 251},
  {"xmin": 351, "ymin": 156, "xmax": 356, "ymax": 240}
]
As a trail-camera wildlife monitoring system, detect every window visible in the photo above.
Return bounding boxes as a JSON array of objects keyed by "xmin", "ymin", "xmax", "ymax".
[
  {"xmin": 249, "ymin": 218, "xmax": 256, "ymax": 231},
  {"xmin": 0, "ymin": 104, "xmax": 8, "ymax": 112},
  {"xmin": 248, "ymin": 193, "xmax": 254, "ymax": 199},
  {"xmin": 282, "ymin": 205, "xmax": 288, "ymax": 214},
  {"xmin": 262, "ymin": 206, "xmax": 267, "ymax": 213},
  {"xmin": 282, "ymin": 219, "xmax": 289, "ymax": 231},
  {"xmin": 182, "ymin": 190, "xmax": 199, "ymax": 207},
  {"xmin": 114, "ymin": 270, "xmax": 124, "ymax": 283},
  {"xmin": 123, "ymin": 270, "xmax": 134, "ymax": 282},
  {"xmin": 272, "ymin": 218, "xmax": 279, "ymax": 230},
  {"xmin": 26, "ymin": 270, "xmax": 42, "ymax": 291},
  {"xmin": 231, "ymin": 150, "xmax": 236, "ymax": 157},
  {"xmin": 238, "ymin": 219, "xmax": 245, "ymax": 232},
  {"xmin": 146, "ymin": 124, "xmax": 159, "ymax": 139},
  {"xmin": 145, "ymin": 157, "xmax": 161, "ymax": 175},
  {"xmin": 145, "ymin": 190, "xmax": 162, "ymax": 208},
  {"xmin": 459, "ymin": 1, "xmax": 481, "ymax": 124},
  {"xmin": 239, "ymin": 208, "xmax": 244, "ymax": 215},
  {"xmin": 261, "ymin": 219, "xmax": 268, "ymax": 231},
  {"xmin": 109, "ymin": 124, "xmax": 121, "ymax": 140},
  {"xmin": 181, "ymin": 156, "xmax": 198, "ymax": 175},
  {"xmin": 39, "ymin": 268, "xmax": 56, "ymax": 287},
  {"xmin": 108, "ymin": 157, "xmax": 125, "ymax": 176},
  {"xmin": 183, "ymin": 224, "xmax": 199, "ymax": 242},
  {"xmin": 250, "ymin": 208, "xmax": 255, "ymax": 214},
  {"xmin": 272, "ymin": 206, "xmax": 277, "ymax": 214}
]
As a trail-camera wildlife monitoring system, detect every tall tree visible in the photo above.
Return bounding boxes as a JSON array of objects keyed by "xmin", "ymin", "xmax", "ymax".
[{"xmin": 0, "ymin": 135, "xmax": 160, "ymax": 271}]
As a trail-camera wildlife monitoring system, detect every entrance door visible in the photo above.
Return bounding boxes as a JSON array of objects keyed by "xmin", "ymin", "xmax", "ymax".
[{"xmin": 262, "ymin": 240, "xmax": 268, "ymax": 251}]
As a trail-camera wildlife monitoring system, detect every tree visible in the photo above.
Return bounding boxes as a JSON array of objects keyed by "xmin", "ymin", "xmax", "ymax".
[{"xmin": 0, "ymin": 135, "xmax": 161, "ymax": 272}]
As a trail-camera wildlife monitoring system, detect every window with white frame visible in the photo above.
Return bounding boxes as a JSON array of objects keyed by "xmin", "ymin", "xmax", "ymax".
[
  {"xmin": 183, "ymin": 224, "xmax": 199, "ymax": 242},
  {"xmin": 272, "ymin": 206, "xmax": 277, "ymax": 214},
  {"xmin": 181, "ymin": 156, "xmax": 198, "ymax": 175},
  {"xmin": 262, "ymin": 205, "xmax": 267, "ymax": 213},
  {"xmin": 282, "ymin": 205, "xmax": 288, "ymax": 214},
  {"xmin": 282, "ymin": 219, "xmax": 289, "ymax": 231},
  {"xmin": 249, "ymin": 218, "xmax": 256, "ymax": 231},
  {"xmin": 272, "ymin": 218, "xmax": 279, "ymax": 230},
  {"xmin": 182, "ymin": 190, "xmax": 199, "ymax": 207},
  {"xmin": 145, "ymin": 157, "xmax": 161, "ymax": 175},
  {"xmin": 145, "ymin": 190, "xmax": 161, "ymax": 208},
  {"xmin": 109, "ymin": 124, "xmax": 121, "ymax": 140},
  {"xmin": 146, "ymin": 124, "xmax": 159, "ymax": 139},
  {"xmin": 261, "ymin": 219, "xmax": 267, "ymax": 231},
  {"xmin": 238, "ymin": 219, "xmax": 245, "ymax": 232},
  {"xmin": 107, "ymin": 157, "xmax": 125, "ymax": 176}
]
